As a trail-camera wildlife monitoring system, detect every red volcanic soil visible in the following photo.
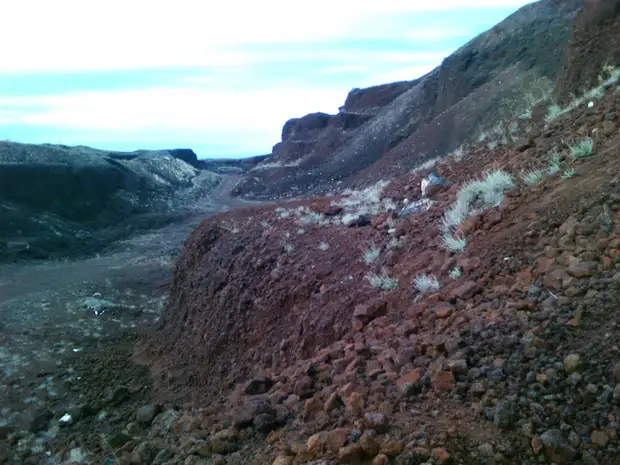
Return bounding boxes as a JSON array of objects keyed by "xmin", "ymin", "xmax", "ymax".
[{"xmin": 140, "ymin": 86, "xmax": 620, "ymax": 464}]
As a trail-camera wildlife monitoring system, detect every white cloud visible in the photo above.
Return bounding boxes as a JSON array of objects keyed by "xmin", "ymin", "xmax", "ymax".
[
  {"xmin": 0, "ymin": 0, "xmax": 536, "ymax": 154},
  {"xmin": 0, "ymin": 0, "xmax": 535, "ymax": 73},
  {"xmin": 0, "ymin": 85, "xmax": 345, "ymax": 132}
]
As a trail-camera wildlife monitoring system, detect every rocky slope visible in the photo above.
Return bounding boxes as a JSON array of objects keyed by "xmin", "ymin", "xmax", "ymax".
[
  {"xmin": 555, "ymin": 0, "xmax": 620, "ymax": 100},
  {"xmin": 233, "ymin": 0, "xmax": 584, "ymax": 200},
  {"xmin": 138, "ymin": 72, "xmax": 620, "ymax": 465},
  {"xmin": 0, "ymin": 142, "xmax": 222, "ymax": 262},
  {"xmin": 124, "ymin": 3, "xmax": 620, "ymax": 465},
  {"xmin": 3, "ymin": 2, "xmax": 620, "ymax": 465}
]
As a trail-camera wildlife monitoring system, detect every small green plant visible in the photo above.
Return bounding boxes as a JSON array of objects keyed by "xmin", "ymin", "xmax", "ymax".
[
  {"xmin": 411, "ymin": 157, "xmax": 438, "ymax": 173},
  {"xmin": 362, "ymin": 245, "xmax": 381, "ymax": 264},
  {"xmin": 388, "ymin": 236, "xmax": 403, "ymax": 249},
  {"xmin": 413, "ymin": 273, "xmax": 440, "ymax": 295},
  {"xmin": 443, "ymin": 234, "xmax": 467, "ymax": 252},
  {"xmin": 219, "ymin": 220, "xmax": 240, "ymax": 233},
  {"xmin": 561, "ymin": 168, "xmax": 576, "ymax": 179},
  {"xmin": 296, "ymin": 209, "xmax": 327, "ymax": 225},
  {"xmin": 545, "ymin": 104, "xmax": 562, "ymax": 123},
  {"xmin": 548, "ymin": 149, "xmax": 562, "ymax": 175},
  {"xmin": 569, "ymin": 137, "xmax": 594, "ymax": 159},
  {"xmin": 275, "ymin": 207, "xmax": 291, "ymax": 219},
  {"xmin": 584, "ymin": 86, "xmax": 605, "ymax": 100},
  {"xmin": 365, "ymin": 269, "xmax": 398, "ymax": 291},
  {"xmin": 386, "ymin": 218, "xmax": 397, "ymax": 229},
  {"xmin": 521, "ymin": 169, "xmax": 545, "ymax": 185},
  {"xmin": 600, "ymin": 205, "xmax": 613, "ymax": 231},
  {"xmin": 450, "ymin": 145, "xmax": 466, "ymax": 161},
  {"xmin": 442, "ymin": 169, "xmax": 515, "ymax": 234},
  {"xmin": 449, "ymin": 266, "xmax": 462, "ymax": 280},
  {"xmin": 318, "ymin": 242, "xmax": 329, "ymax": 251}
]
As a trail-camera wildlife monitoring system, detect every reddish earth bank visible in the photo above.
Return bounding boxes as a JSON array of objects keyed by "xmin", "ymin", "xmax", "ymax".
[
  {"xmin": 3, "ymin": 1, "xmax": 620, "ymax": 465},
  {"xmin": 141, "ymin": 79, "xmax": 620, "ymax": 465}
]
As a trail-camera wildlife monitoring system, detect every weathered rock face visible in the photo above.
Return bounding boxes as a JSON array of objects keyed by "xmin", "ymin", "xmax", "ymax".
[
  {"xmin": 0, "ymin": 142, "xmax": 221, "ymax": 261},
  {"xmin": 434, "ymin": 0, "xmax": 583, "ymax": 114},
  {"xmin": 555, "ymin": 0, "xmax": 620, "ymax": 100},
  {"xmin": 233, "ymin": 0, "xmax": 584, "ymax": 200},
  {"xmin": 341, "ymin": 81, "xmax": 417, "ymax": 114},
  {"xmin": 168, "ymin": 148, "xmax": 200, "ymax": 168},
  {"xmin": 282, "ymin": 113, "xmax": 333, "ymax": 142}
]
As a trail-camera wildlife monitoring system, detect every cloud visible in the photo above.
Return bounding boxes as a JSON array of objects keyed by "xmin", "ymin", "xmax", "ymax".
[
  {"xmin": 0, "ymin": 85, "xmax": 349, "ymax": 155},
  {"xmin": 1, "ymin": 0, "xmax": 535, "ymax": 73},
  {"xmin": 0, "ymin": 0, "xmax": 537, "ymax": 155}
]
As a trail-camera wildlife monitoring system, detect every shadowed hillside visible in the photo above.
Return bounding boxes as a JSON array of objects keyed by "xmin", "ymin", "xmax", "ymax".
[{"xmin": 233, "ymin": 0, "xmax": 585, "ymax": 200}]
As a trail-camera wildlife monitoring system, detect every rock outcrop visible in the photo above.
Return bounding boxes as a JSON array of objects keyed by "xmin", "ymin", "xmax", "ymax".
[
  {"xmin": 233, "ymin": 0, "xmax": 584, "ymax": 200},
  {"xmin": 555, "ymin": 0, "xmax": 620, "ymax": 100},
  {"xmin": 147, "ymin": 75, "xmax": 620, "ymax": 463}
]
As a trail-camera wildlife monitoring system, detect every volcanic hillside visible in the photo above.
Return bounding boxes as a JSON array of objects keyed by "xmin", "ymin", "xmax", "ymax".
[
  {"xmin": 232, "ymin": 0, "xmax": 613, "ymax": 201},
  {"xmin": 129, "ymin": 2, "xmax": 620, "ymax": 465},
  {"xmin": 16, "ymin": 1, "xmax": 620, "ymax": 465}
]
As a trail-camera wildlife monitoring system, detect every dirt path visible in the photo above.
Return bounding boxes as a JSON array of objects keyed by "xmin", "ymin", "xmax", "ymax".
[{"xmin": 0, "ymin": 174, "xmax": 265, "ymax": 464}]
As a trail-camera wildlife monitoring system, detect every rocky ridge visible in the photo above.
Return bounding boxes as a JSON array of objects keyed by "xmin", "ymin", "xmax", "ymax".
[{"xmin": 232, "ymin": 0, "xmax": 586, "ymax": 200}]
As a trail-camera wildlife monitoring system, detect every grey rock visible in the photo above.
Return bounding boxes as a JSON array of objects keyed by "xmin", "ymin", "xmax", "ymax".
[
  {"xmin": 540, "ymin": 429, "xmax": 576, "ymax": 464},
  {"xmin": 136, "ymin": 404, "xmax": 158, "ymax": 425}
]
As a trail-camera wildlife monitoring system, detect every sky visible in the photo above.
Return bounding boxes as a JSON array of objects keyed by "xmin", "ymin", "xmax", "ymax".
[{"xmin": 0, "ymin": 0, "xmax": 536, "ymax": 158}]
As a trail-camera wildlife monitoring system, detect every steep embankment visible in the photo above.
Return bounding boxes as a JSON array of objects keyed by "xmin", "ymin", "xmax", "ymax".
[
  {"xmin": 555, "ymin": 0, "xmax": 620, "ymax": 100},
  {"xmin": 147, "ymin": 80, "xmax": 620, "ymax": 464},
  {"xmin": 233, "ymin": 0, "xmax": 584, "ymax": 200},
  {"xmin": 136, "ymin": 2, "xmax": 620, "ymax": 464}
]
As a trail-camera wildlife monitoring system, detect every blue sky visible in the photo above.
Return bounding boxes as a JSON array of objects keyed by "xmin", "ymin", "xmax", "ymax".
[{"xmin": 0, "ymin": 0, "xmax": 536, "ymax": 158}]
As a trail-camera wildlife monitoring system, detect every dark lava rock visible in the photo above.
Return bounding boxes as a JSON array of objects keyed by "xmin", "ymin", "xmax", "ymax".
[
  {"xmin": 243, "ymin": 377, "xmax": 274, "ymax": 395},
  {"xmin": 136, "ymin": 404, "xmax": 160, "ymax": 425},
  {"xmin": 29, "ymin": 409, "xmax": 53, "ymax": 433}
]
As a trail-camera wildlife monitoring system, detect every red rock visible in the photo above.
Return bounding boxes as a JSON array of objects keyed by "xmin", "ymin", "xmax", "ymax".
[
  {"xmin": 380, "ymin": 439, "xmax": 405, "ymax": 456},
  {"xmin": 303, "ymin": 397, "xmax": 324, "ymax": 420},
  {"xmin": 431, "ymin": 447, "xmax": 452, "ymax": 464},
  {"xmin": 459, "ymin": 217, "xmax": 478, "ymax": 236},
  {"xmin": 567, "ymin": 256, "xmax": 596, "ymax": 278},
  {"xmin": 372, "ymin": 213, "xmax": 389, "ymax": 229},
  {"xmin": 448, "ymin": 280, "xmax": 480, "ymax": 300},
  {"xmin": 395, "ymin": 219, "xmax": 411, "ymax": 237},
  {"xmin": 338, "ymin": 444, "xmax": 364, "ymax": 463},
  {"xmin": 325, "ymin": 428, "xmax": 349, "ymax": 453},
  {"xmin": 432, "ymin": 371, "xmax": 456, "ymax": 391},
  {"xmin": 324, "ymin": 392, "xmax": 343, "ymax": 412},
  {"xmin": 346, "ymin": 392, "xmax": 365, "ymax": 414},
  {"xmin": 306, "ymin": 433, "xmax": 326, "ymax": 455},
  {"xmin": 485, "ymin": 209, "xmax": 503, "ymax": 226},
  {"xmin": 536, "ymin": 257, "xmax": 556, "ymax": 274},
  {"xmin": 435, "ymin": 306, "xmax": 453, "ymax": 319},
  {"xmin": 396, "ymin": 369, "xmax": 422, "ymax": 394},
  {"xmin": 363, "ymin": 411, "xmax": 389, "ymax": 432},
  {"xmin": 372, "ymin": 454, "xmax": 390, "ymax": 465}
]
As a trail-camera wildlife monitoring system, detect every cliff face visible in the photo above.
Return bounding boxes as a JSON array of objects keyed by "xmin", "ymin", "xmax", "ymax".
[
  {"xmin": 233, "ymin": 0, "xmax": 585, "ymax": 200},
  {"xmin": 555, "ymin": 0, "xmax": 620, "ymax": 101}
]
